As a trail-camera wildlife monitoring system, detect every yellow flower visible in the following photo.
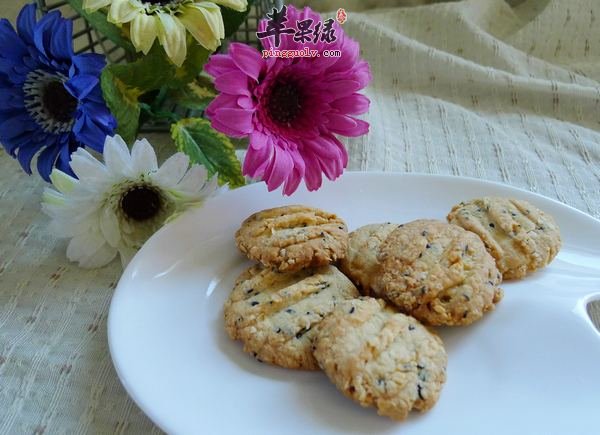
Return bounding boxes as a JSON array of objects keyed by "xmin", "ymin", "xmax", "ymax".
[{"xmin": 83, "ymin": 0, "xmax": 248, "ymax": 66}]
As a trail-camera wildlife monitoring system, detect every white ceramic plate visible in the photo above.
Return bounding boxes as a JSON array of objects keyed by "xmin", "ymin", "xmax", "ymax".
[{"xmin": 108, "ymin": 173, "xmax": 600, "ymax": 435}]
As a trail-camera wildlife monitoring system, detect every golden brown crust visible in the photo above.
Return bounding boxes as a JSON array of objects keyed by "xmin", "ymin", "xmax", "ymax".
[
  {"xmin": 235, "ymin": 205, "xmax": 349, "ymax": 272},
  {"xmin": 223, "ymin": 264, "xmax": 359, "ymax": 370},
  {"xmin": 447, "ymin": 197, "xmax": 561, "ymax": 279},
  {"xmin": 338, "ymin": 223, "xmax": 399, "ymax": 296},
  {"xmin": 313, "ymin": 298, "xmax": 447, "ymax": 421},
  {"xmin": 375, "ymin": 219, "xmax": 503, "ymax": 326}
]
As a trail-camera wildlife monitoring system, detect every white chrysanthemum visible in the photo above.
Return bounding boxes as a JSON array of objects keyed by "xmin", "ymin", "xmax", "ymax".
[
  {"xmin": 42, "ymin": 134, "xmax": 220, "ymax": 268},
  {"xmin": 83, "ymin": 0, "xmax": 248, "ymax": 66}
]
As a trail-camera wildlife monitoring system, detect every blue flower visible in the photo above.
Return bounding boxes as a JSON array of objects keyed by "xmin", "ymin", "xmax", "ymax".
[{"xmin": 0, "ymin": 3, "xmax": 116, "ymax": 181}]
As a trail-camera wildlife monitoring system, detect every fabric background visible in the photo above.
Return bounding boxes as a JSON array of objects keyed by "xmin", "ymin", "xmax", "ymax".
[{"xmin": 1, "ymin": 0, "xmax": 599, "ymax": 433}]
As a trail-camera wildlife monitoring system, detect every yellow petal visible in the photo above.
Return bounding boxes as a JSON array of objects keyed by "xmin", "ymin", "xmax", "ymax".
[
  {"xmin": 211, "ymin": 0, "xmax": 248, "ymax": 13},
  {"xmin": 178, "ymin": 4, "xmax": 224, "ymax": 52},
  {"xmin": 130, "ymin": 13, "xmax": 158, "ymax": 54},
  {"xmin": 108, "ymin": 0, "xmax": 143, "ymax": 24},
  {"xmin": 82, "ymin": 0, "xmax": 112, "ymax": 12},
  {"xmin": 157, "ymin": 13, "xmax": 188, "ymax": 66}
]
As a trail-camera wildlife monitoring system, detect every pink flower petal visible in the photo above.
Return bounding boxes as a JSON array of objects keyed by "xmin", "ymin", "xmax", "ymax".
[
  {"xmin": 325, "ymin": 80, "xmax": 362, "ymax": 98},
  {"xmin": 214, "ymin": 70, "xmax": 251, "ymax": 96},
  {"xmin": 282, "ymin": 150, "xmax": 306, "ymax": 195},
  {"xmin": 329, "ymin": 134, "xmax": 349, "ymax": 167},
  {"xmin": 237, "ymin": 96, "xmax": 255, "ymax": 110},
  {"xmin": 326, "ymin": 114, "xmax": 369, "ymax": 137},
  {"xmin": 264, "ymin": 146, "xmax": 294, "ymax": 191},
  {"xmin": 249, "ymin": 130, "xmax": 269, "ymax": 150},
  {"xmin": 302, "ymin": 137, "xmax": 341, "ymax": 161},
  {"xmin": 211, "ymin": 93, "xmax": 242, "ymax": 110},
  {"xmin": 243, "ymin": 134, "xmax": 272, "ymax": 177},
  {"xmin": 205, "ymin": 54, "xmax": 237, "ymax": 77},
  {"xmin": 328, "ymin": 38, "xmax": 359, "ymax": 74},
  {"xmin": 345, "ymin": 118, "xmax": 370, "ymax": 137},
  {"xmin": 321, "ymin": 151, "xmax": 344, "ymax": 180},
  {"xmin": 326, "ymin": 113, "xmax": 357, "ymax": 131},
  {"xmin": 229, "ymin": 43, "xmax": 264, "ymax": 81},
  {"xmin": 331, "ymin": 94, "xmax": 370, "ymax": 115},
  {"xmin": 353, "ymin": 61, "xmax": 372, "ymax": 88},
  {"xmin": 302, "ymin": 151, "xmax": 323, "ymax": 191},
  {"xmin": 283, "ymin": 169, "xmax": 302, "ymax": 195},
  {"xmin": 310, "ymin": 137, "xmax": 344, "ymax": 181},
  {"xmin": 209, "ymin": 116, "xmax": 249, "ymax": 139},
  {"xmin": 212, "ymin": 108, "xmax": 254, "ymax": 136}
]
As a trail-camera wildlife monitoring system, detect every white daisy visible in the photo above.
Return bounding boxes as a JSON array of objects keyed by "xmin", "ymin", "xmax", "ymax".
[{"xmin": 42, "ymin": 134, "xmax": 219, "ymax": 268}]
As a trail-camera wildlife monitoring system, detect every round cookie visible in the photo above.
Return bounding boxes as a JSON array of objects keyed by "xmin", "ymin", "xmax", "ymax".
[
  {"xmin": 447, "ymin": 197, "xmax": 561, "ymax": 280},
  {"xmin": 313, "ymin": 298, "xmax": 447, "ymax": 421},
  {"xmin": 224, "ymin": 264, "xmax": 359, "ymax": 370},
  {"xmin": 375, "ymin": 219, "xmax": 503, "ymax": 326},
  {"xmin": 235, "ymin": 205, "xmax": 348, "ymax": 272},
  {"xmin": 339, "ymin": 223, "xmax": 398, "ymax": 296}
]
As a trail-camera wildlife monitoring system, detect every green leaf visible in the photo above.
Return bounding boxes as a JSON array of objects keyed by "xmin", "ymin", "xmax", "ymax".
[
  {"xmin": 66, "ymin": 0, "xmax": 135, "ymax": 53},
  {"xmin": 108, "ymin": 44, "xmax": 175, "ymax": 92},
  {"xmin": 139, "ymin": 102, "xmax": 180, "ymax": 123},
  {"xmin": 171, "ymin": 118, "xmax": 245, "ymax": 188},
  {"xmin": 167, "ymin": 76, "xmax": 217, "ymax": 111},
  {"xmin": 170, "ymin": 42, "xmax": 211, "ymax": 88},
  {"xmin": 221, "ymin": 0, "xmax": 256, "ymax": 39},
  {"xmin": 101, "ymin": 44, "xmax": 184, "ymax": 141},
  {"xmin": 101, "ymin": 67, "xmax": 140, "ymax": 144}
]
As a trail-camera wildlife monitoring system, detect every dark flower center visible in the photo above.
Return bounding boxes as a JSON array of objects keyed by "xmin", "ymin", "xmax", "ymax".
[
  {"xmin": 42, "ymin": 81, "xmax": 77, "ymax": 123},
  {"xmin": 120, "ymin": 185, "xmax": 162, "ymax": 222},
  {"xmin": 267, "ymin": 80, "xmax": 303, "ymax": 125}
]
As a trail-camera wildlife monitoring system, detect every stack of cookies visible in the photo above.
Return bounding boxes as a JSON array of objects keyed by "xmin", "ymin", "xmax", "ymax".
[{"xmin": 223, "ymin": 198, "xmax": 561, "ymax": 421}]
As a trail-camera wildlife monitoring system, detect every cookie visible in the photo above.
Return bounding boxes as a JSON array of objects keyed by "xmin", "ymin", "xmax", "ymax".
[
  {"xmin": 447, "ymin": 197, "xmax": 561, "ymax": 279},
  {"xmin": 313, "ymin": 298, "xmax": 447, "ymax": 421},
  {"xmin": 223, "ymin": 264, "xmax": 359, "ymax": 370},
  {"xmin": 338, "ymin": 223, "xmax": 398, "ymax": 295},
  {"xmin": 235, "ymin": 205, "xmax": 348, "ymax": 272},
  {"xmin": 375, "ymin": 219, "xmax": 503, "ymax": 326}
]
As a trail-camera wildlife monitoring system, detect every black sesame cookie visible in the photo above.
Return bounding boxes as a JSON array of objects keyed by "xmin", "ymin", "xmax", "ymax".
[
  {"xmin": 235, "ymin": 205, "xmax": 349, "ymax": 272},
  {"xmin": 447, "ymin": 197, "xmax": 561, "ymax": 280},
  {"xmin": 375, "ymin": 219, "xmax": 503, "ymax": 326},
  {"xmin": 338, "ymin": 223, "xmax": 399, "ymax": 296},
  {"xmin": 223, "ymin": 264, "xmax": 359, "ymax": 370},
  {"xmin": 313, "ymin": 297, "xmax": 447, "ymax": 421}
]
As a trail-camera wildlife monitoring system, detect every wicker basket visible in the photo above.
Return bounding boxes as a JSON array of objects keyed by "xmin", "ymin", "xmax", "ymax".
[{"xmin": 35, "ymin": 0, "xmax": 283, "ymax": 131}]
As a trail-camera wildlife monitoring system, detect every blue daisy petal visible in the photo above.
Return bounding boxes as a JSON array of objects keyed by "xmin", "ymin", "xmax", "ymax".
[
  {"xmin": 0, "ymin": 83, "xmax": 24, "ymax": 109},
  {"xmin": 17, "ymin": 136, "xmax": 54, "ymax": 174},
  {"xmin": 74, "ymin": 113, "xmax": 112, "ymax": 152},
  {"xmin": 16, "ymin": 3, "xmax": 36, "ymax": 45},
  {"xmin": 0, "ymin": 113, "xmax": 31, "ymax": 141},
  {"xmin": 56, "ymin": 138, "xmax": 76, "ymax": 176},
  {"xmin": 0, "ymin": 3, "xmax": 115, "ymax": 181},
  {"xmin": 0, "ymin": 19, "xmax": 28, "ymax": 61},
  {"xmin": 65, "ymin": 74, "xmax": 99, "ymax": 100},
  {"xmin": 37, "ymin": 141, "xmax": 63, "ymax": 182},
  {"xmin": 33, "ymin": 11, "xmax": 62, "ymax": 62},
  {"xmin": 50, "ymin": 16, "xmax": 74, "ymax": 62},
  {"xmin": 82, "ymin": 85, "xmax": 108, "ymax": 104},
  {"xmin": 71, "ymin": 53, "xmax": 106, "ymax": 76}
]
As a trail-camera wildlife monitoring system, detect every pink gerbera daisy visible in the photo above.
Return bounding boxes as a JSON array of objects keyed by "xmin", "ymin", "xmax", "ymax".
[{"xmin": 204, "ymin": 5, "xmax": 371, "ymax": 195}]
